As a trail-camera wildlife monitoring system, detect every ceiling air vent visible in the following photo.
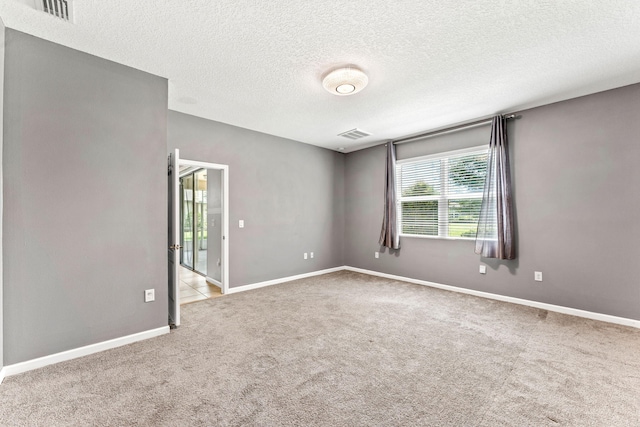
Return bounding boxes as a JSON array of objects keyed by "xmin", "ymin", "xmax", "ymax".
[
  {"xmin": 36, "ymin": 0, "xmax": 74, "ymax": 22},
  {"xmin": 338, "ymin": 128, "xmax": 371, "ymax": 140}
]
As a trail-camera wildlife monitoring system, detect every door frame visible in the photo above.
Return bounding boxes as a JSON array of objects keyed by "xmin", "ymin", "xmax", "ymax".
[
  {"xmin": 177, "ymin": 157, "xmax": 230, "ymax": 295},
  {"xmin": 0, "ymin": 19, "xmax": 5, "ymax": 381}
]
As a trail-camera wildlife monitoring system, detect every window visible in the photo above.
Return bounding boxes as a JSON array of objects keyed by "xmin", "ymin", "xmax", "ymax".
[{"xmin": 396, "ymin": 146, "xmax": 488, "ymax": 239}]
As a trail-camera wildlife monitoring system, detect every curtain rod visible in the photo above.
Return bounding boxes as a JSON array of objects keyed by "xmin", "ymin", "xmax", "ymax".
[{"xmin": 393, "ymin": 114, "xmax": 518, "ymax": 145}]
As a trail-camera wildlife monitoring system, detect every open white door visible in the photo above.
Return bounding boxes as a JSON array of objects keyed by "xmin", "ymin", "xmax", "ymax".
[{"xmin": 168, "ymin": 149, "xmax": 181, "ymax": 327}]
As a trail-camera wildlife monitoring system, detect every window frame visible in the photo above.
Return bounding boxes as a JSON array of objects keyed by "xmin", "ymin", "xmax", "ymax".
[{"xmin": 396, "ymin": 145, "xmax": 488, "ymax": 240}]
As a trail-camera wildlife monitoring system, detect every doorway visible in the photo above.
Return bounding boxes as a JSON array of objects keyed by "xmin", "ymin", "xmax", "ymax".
[{"xmin": 168, "ymin": 149, "xmax": 229, "ymax": 327}]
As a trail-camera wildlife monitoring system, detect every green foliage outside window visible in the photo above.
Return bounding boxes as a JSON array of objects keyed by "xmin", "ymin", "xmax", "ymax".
[
  {"xmin": 402, "ymin": 200, "xmax": 438, "ymax": 235},
  {"xmin": 448, "ymin": 199, "xmax": 482, "ymax": 238},
  {"xmin": 447, "ymin": 155, "xmax": 487, "ymax": 192},
  {"xmin": 401, "ymin": 181, "xmax": 437, "ymax": 235}
]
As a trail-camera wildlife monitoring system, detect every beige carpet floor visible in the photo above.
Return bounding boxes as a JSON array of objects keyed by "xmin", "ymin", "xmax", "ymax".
[{"xmin": 1, "ymin": 271, "xmax": 638, "ymax": 426}]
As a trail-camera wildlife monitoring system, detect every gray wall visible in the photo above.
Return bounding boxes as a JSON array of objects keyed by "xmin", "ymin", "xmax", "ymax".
[
  {"xmin": 3, "ymin": 30, "xmax": 168, "ymax": 364},
  {"xmin": 207, "ymin": 168, "xmax": 222, "ymax": 283},
  {"xmin": 0, "ymin": 21, "xmax": 5, "ymax": 371},
  {"xmin": 168, "ymin": 111, "xmax": 345, "ymax": 288},
  {"xmin": 345, "ymin": 83, "xmax": 640, "ymax": 321}
]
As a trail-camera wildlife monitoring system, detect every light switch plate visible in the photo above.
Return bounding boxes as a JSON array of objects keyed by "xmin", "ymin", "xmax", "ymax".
[
  {"xmin": 144, "ymin": 289, "xmax": 155, "ymax": 303},
  {"xmin": 479, "ymin": 265, "xmax": 487, "ymax": 274}
]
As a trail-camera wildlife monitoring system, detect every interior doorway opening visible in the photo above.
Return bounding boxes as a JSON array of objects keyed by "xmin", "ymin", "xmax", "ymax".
[{"xmin": 168, "ymin": 149, "xmax": 229, "ymax": 327}]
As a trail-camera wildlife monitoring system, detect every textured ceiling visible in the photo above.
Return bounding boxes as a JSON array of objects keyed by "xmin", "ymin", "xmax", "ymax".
[{"xmin": 2, "ymin": 1, "xmax": 640, "ymax": 152}]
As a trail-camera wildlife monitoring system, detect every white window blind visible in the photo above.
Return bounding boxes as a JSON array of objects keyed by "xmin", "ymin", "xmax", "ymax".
[{"xmin": 396, "ymin": 146, "xmax": 488, "ymax": 239}]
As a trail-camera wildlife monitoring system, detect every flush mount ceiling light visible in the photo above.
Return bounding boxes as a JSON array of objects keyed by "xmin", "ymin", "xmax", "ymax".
[{"xmin": 322, "ymin": 66, "xmax": 368, "ymax": 96}]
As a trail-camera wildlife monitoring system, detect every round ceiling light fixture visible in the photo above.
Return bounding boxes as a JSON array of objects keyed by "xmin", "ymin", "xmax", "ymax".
[{"xmin": 322, "ymin": 66, "xmax": 368, "ymax": 96}]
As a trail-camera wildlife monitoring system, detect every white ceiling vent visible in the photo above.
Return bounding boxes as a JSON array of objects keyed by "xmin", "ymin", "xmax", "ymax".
[
  {"xmin": 36, "ymin": 0, "xmax": 74, "ymax": 22},
  {"xmin": 338, "ymin": 128, "xmax": 371, "ymax": 140}
]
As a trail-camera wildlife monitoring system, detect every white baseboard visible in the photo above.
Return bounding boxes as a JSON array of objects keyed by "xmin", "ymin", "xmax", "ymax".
[
  {"xmin": 2, "ymin": 326, "xmax": 170, "ymax": 379},
  {"xmin": 345, "ymin": 266, "xmax": 640, "ymax": 329},
  {"xmin": 0, "ymin": 367, "xmax": 6, "ymax": 384},
  {"xmin": 226, "ymin": 266, "xmax": 345, "ymax": 294}
]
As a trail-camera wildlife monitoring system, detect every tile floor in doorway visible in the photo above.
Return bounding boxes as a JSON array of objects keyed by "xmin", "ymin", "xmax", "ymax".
[{"xmin": 179, "ymin": 266, "xmax": 223, "ymax": 305}]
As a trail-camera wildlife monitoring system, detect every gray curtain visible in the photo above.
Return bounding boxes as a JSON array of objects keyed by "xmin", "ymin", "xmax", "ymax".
[
  {"xmin": 475, "ymin": 116, "xmax": 515, "ymax": 259},
  {"xmin": 379, "ymin": 143, "xmax": 400, "ymax": 249}
]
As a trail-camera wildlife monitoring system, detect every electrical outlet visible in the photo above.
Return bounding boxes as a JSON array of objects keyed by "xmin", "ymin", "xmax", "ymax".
[
  {"xmin": 310, "ymin": 252, "xmax": 314, "ymax": 259},
  {"xmin": 479, "ymin": 265, "xmax": 487, "ymax": 274},
  {"xmin": 144, "ymin": 289, "xmax": 155, "ymax": 303},
  {"xmin": 304, "ymin": 252, "xmax": 308, "ymax": 260},
  {"xmin": 534, "ymin": 271, "xmax": 543, "ymax": 282},
  {"xmin": 375, "ymin": 252, "xmax": 380, "ymax": 259},
  {"xmin": 239, "ymin": 220, "xmax": 244, "ymax": 228}
]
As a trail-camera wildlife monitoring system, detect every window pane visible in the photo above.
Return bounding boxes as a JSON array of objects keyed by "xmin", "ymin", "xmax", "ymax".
[
  {"xmin": 194, "ymin": 169, "xmax": 208, "ymax": 275},
  {"xmin": 448, "ymin": 198, "xmax": 482, "ymax": 238},
  {"xmin": 447, "ymin": 152, "xmax": 488, "ymax": 195},
  {"xmin": 401, "ymin": 200, "xmax": 438, "ymax": 235},
  {"xmin": 400, "ymin": 160, "xmax": 441, "ymax": 196},
  {"xmin": 397, "ymin": 146, "xmax": 487, "ymax": 239},
  {"xmin": 181, "ymin": 175, "xmax": 194, "ymax": 269}
]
